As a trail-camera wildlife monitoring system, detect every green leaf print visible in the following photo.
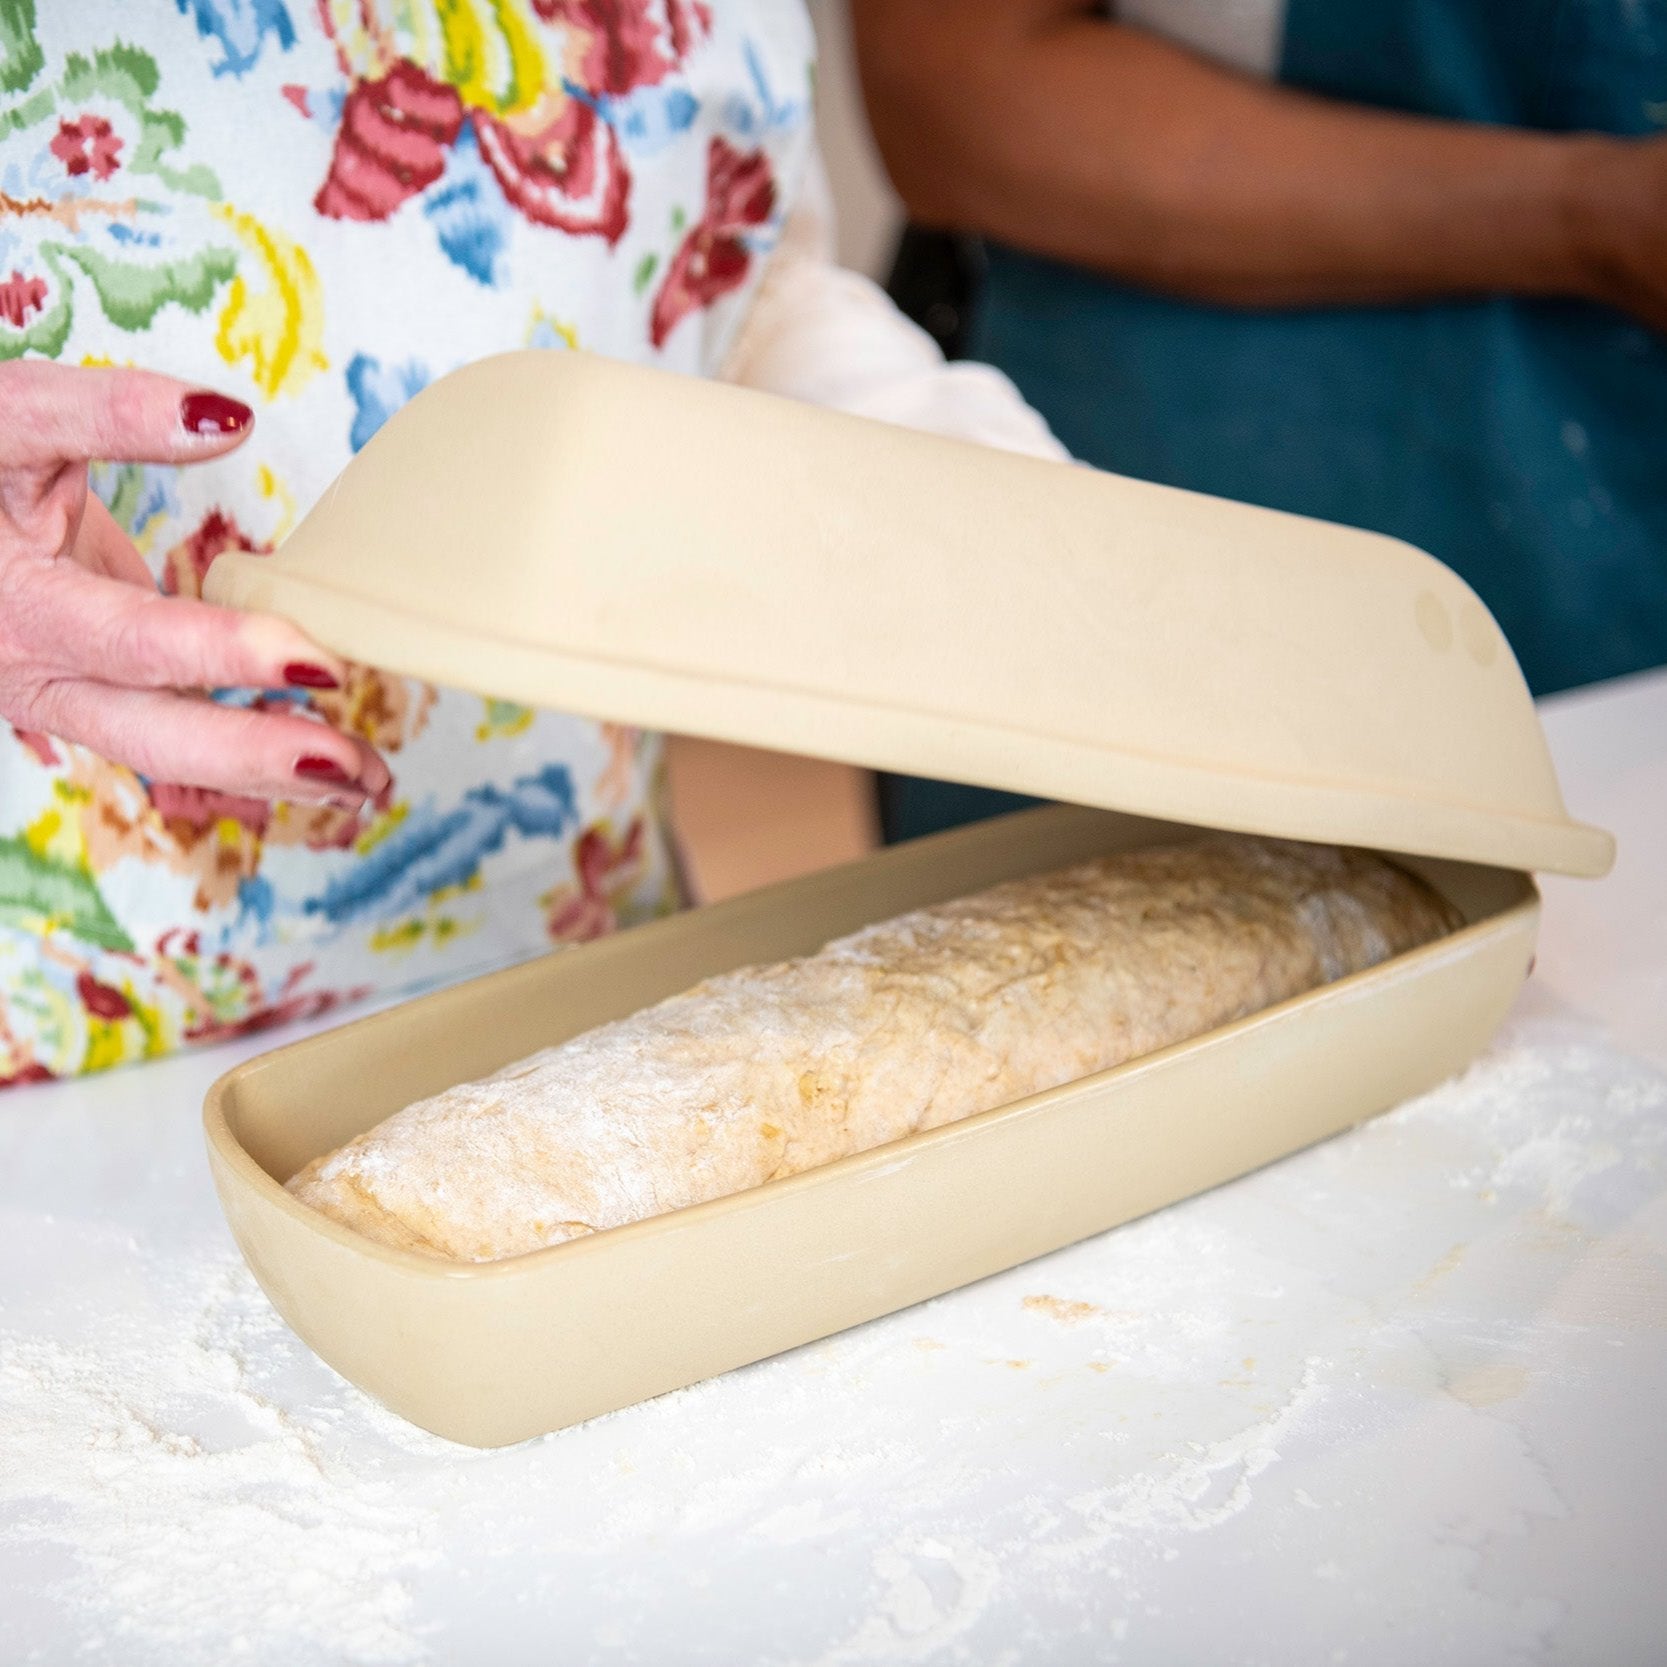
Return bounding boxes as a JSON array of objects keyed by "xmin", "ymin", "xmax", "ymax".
[
  {"xmin": 58, "ymin": 241, "xmax": 238, "ymax": 332},
  {"xmin": 0, "ymin": 0, "xmax": 43, "ymax": 96},
  {"xmin": 71, "ymin": 39, "xmax": 159, "ymax": 101},
  {"xmin": 0, "ymin": 80, "xmax": 52, "ymax": 136},
  {"xmin": 633, "ymin": 252, "xmax": 659, "ymax": 296},
  {"xmin": 0, "ymin": 838, "xmax": 135, "ymax": 954},
  {"xmin": 97, "ymin": 463, "xmax": 152, "ymax": 538},
  {"xmin": 0, "ymin": 28, "xmax": 238, "ymax": 360},
  {"xmin": 57, "ymin": 44, "xmax": 222, "ymax": 198}
]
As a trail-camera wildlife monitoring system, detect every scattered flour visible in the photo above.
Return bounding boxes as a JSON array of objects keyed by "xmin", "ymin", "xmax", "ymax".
[
  {"xmin": 809, "ymin": 1537, "xmax": 1002, "ymax": 1665},
  {"xmin": 1021, "ymin": 1295, "xmax": 1107, "ymax": 1326},
  {"xmin": 0, "ymin": 1255, "xmax": 442, "ymax": 1665},
  {"xmin": 1, "ymin": 1014, "xmax": 1662, "ymax": 1664}
]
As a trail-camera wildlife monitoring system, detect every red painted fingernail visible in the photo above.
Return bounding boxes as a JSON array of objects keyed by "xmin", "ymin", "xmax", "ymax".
[
  {"xmin": 295, "ymin": 755, "xmax": 355, "ymax": 787},
  {"xmin": 181, "ymin": 391, "xmax": 253, "ymax": 437},
  {"xmin": 284, "ymin": 661, "xmax": 341, "ymax": 690}
]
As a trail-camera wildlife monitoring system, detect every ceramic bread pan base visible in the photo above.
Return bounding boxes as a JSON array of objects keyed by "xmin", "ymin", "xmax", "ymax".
[
  {"xmin": 204, "ymin": 805, "xmax": 1536, "ymax": 1448},
  {"xmin": 202, "ymin": 351, "xmax": 1611, "ymax": 880}
]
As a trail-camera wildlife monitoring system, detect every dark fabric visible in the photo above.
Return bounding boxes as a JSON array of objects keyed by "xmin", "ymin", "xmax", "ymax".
[
  {"xmin": 969, "ymin": 256, "xmax": 1667, "ymax": 698},
  {"xmin": 963, "ymin": 0, "xmax": 1667, "ymax": 700},
  {"xmin": 876, "ymin": 772, "xmax": 1040, "ymax": 846}
]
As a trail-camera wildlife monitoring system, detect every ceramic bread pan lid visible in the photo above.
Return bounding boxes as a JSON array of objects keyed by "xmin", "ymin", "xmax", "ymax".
[{"xmin": 205, "ymin": 350, "xmax": 1612, "ymax": 878}]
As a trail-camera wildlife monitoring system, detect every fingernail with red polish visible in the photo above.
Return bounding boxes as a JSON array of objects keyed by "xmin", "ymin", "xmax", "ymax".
[
  {"xmin": 295, "ymin": 755, "xmax": 356, "ymax": 787},
  {"xmin": 284, "ymin": 661, "xmax": 341, "ymax": 690},
  {"xmin": 181, "ymin": 391, "xmax": 253, "ymax": 437}
]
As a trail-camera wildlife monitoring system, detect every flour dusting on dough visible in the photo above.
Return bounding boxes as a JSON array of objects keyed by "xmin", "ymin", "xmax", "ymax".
[{"xmin": 289, "ymin": 836, "xmax": 1460, "ymax": 1262}]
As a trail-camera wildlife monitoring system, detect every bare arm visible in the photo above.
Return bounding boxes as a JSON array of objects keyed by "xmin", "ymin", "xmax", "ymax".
[
  {"xmin": 665, "ymin": 737, "xmax": 878, "ymax": 903},
  {"xmin": 852, "ymin": 0, "xmax": 1667, "ymax": 327}
]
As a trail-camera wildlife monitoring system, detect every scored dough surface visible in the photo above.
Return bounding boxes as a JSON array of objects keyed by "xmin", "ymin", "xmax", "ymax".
[{"xmin": 288, "ymin": 835, "xmax": 1460, "ymax": 1262}]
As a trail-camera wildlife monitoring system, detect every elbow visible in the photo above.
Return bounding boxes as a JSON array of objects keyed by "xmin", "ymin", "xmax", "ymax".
[{"xmin": 872, "ymin": 121, "xmax": 980, "ymax": 232}]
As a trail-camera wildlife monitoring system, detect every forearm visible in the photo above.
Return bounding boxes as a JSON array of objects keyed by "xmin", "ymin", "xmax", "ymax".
[
  {"xmin": 665, "ymin": 737, "xmax": 879, "ymax": 903},
  {"xmin": 855, "ymin": 0, "xmax": 1598, "ymax": 309}
]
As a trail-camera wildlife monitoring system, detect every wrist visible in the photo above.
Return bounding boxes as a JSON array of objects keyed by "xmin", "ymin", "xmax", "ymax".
[{"xmin": 1559, "ymin": 133, "xmax": 1634, "ymax": 309}]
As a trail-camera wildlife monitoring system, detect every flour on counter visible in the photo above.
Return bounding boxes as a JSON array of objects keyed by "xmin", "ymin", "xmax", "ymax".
[
  {"xmin": 3, "ymin": 1013, "xmax": 1664, "ymax": 1667},
  {"xmin": 0, "ymin": 1255, "xmax": 442, "ymax": 1665}
]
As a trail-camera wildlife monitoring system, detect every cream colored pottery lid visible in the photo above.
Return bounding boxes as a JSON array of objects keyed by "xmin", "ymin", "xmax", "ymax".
[{"xmin": 205, "ymin": 350, "xmax": 1612, "ymax": 877}]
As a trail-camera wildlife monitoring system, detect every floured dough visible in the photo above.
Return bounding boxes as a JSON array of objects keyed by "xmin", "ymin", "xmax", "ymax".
[{"xmin": 288, "ymin": 835, "xmax": 1459, "ymax": 1261}]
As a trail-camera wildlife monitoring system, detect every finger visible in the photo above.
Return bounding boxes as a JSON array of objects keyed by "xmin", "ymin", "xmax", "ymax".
[
  {"xmin": 26, "ymin": 562, "xmax": 352, "ymax": 696},
  {"xmin": 0, "ymin": 361, "xmax": 253, "ymax": 469},
  {"xmin": 343, "ymin": 728, "xmax": 392, "ymax": 802},
  {"xmin": 28, "ymin": 680, "xmax": 385, "ymax": 803},
  {"xmin": 72, "ymin": 494, "xmax": 156, "ymax": 588}
]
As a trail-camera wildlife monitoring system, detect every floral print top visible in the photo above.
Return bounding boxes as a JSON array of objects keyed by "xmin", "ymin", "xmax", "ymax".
[{"xmin": 0, "ymin": 0, "xmax": 815, "ymax": 1083}]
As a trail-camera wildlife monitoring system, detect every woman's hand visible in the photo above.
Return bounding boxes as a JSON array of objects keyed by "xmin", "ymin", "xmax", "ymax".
[{"xmin": 0, "ymin": 361, "xmax": 389, "ymax": 805}]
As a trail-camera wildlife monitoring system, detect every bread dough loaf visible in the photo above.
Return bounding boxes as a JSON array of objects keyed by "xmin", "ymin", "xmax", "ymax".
[{"xmin": 288, "ymin": 836, "xmax": 1459, "ymax": 1261}]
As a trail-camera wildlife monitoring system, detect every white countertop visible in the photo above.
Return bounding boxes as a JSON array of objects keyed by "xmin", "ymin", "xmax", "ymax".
[{"xmin": 3, "ymin": 670, "xmax": 1664, "ymax": 1667}]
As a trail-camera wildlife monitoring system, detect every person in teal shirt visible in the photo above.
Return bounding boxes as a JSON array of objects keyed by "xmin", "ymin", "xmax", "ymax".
[{"xmin": 856, "ymin": 0, "xmax": 1667, "ymax": 840}]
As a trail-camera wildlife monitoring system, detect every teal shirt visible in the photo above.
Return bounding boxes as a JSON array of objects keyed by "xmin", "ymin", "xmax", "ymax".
[{"xmin": 970, "ymin": 0, "xmax": 1667, "ymax": 701}]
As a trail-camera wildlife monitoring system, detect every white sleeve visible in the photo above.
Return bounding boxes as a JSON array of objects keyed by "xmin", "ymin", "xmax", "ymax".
[{"xmin": 721, "ymin": 157, "xmax": 1072, "ymax": 463}]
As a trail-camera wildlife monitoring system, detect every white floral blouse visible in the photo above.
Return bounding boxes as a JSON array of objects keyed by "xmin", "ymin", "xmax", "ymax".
[{"xmin": 0, "ymin": 0, "xmax": 819, "ymax": 1079}]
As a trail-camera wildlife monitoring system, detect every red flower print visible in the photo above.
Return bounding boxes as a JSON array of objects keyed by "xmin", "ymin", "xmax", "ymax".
[
  {"xmin": 182, "ymin": 958, "xmax": 372, "ymax": 1046},
  {"xmin": 316, "ymin": 61, "xmax": 465, "ymax": 222},
  {"xmin": 76, "ymin": 972, "xmax": 133, "ymax": 1023},
  {"xmin": 155, "ymin": 936, "xmax": 371, "ymax": 1046},
  {"xmin": 185, "ymin": 986, "xmax": 365, "ymax": 1045},
  {"xmin": 0, "ymin": 270, "xmax": 47, "ymax": 328},
  {"xmin": 148, "ymin": 780, "xmax": 370, "ymax": 855},
  {"xmin": 148, "ymin": 782, "xmax": 275, "ymax": 840},
  {"xmin": 534, "ymin": 0, "xmax": 712, "ymax": 95},
  {"xmin": 650, "ymin": 137, "xmax": 774, "ymax": 348},
  {"xmin": 51, "ymin": 114, "xmax": 123, "ymax": 181},
  {"xmin": 664, "ymin": 0, "xmax": 714, "ymax": 61},
  {"xmin": 163, "ymin": 507, "xmax": 268, "ymax": 600},
  {"xmin": 473, "ymin": 98, "xmax": 630, "ymax": 245},
  {"xmin": 545, "ymin": 818, "xmax": 646, "ymax": 943},
  {"xmin": 0, "ymin": 1062, "xmax": 56, "ymax": 1091}
]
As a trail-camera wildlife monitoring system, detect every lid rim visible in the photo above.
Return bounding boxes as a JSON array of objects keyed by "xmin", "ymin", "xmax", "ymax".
[{"xmin": 205, "ymin": 555, "xmax": 1616, "ymax": 881}]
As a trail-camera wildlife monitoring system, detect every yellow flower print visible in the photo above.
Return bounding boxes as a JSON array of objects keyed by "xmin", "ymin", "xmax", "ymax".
[
  {"xmin": 437, "ymin": 0, "xmax": 547, "ymax": 116},
  {"xmin": 213, "ymin": 205, "xmax": 328, "ymax": 400},
  {"xmin": 321, "ymin": 0, "xmax": 548, "ymax": 116},
  {"xmin": 354, "ymin": 801, "xmax": 409, "ymax": 856},
  {"xmin": 23, "ymin": 782, "xmax": 91, "ymax": 869},
  {"xmin": 476, "ymin": 697, "xmax": 536, "ymax": 741},
  {"xmin": 256, "ymin": 464, "xmax": 298, "ymax": 544},
  {"xmin": 369, "ymin": 871, "xmax": 482, "ymax": 954},
  {"xmin": 525, "ymin": 305, "xmax": 579, "ymax": 350}
]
